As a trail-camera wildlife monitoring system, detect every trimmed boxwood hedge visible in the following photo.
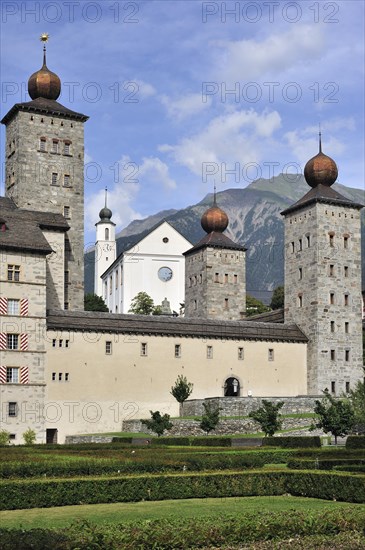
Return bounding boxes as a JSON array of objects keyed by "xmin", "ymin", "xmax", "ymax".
[
  {"xmin": 347, "ymin": 436, "xmax": 365, "ymax": 449},
  {"xmin": 262, "ymin": 436, "xmax": 321, "ymax": 448},
  {"xmin": 191, "ymin": 437, "xmax": 231, "ymax": 447},
  {"xmin": 0, "ymin": 470, "xmax": 364, "ymax": 510},
  {"xmin": 151, "ymin": 437, "xmax": 191, "ymax": 446},
  {"xmin": 287, "ymin": 458, "xmax": 365, "ymax": 471}
]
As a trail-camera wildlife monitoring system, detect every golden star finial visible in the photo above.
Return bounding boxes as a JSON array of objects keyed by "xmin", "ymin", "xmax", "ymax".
[{"xmin": 40, "ymin": 33, "xmax": 49, "ymax": 43}]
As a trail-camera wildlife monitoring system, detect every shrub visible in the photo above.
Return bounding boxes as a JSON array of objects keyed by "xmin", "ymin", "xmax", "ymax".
[
  {"xmin": 0, "ymin": 430, "xmax": 10, "ymax": 446},
  {"xmin": 22, "ymin": 429, "xmax": 36, "ymax": 446},
  {"xmin": 287, "ymin": 458, "xmax": 365, "ymax": 471},
  {"xmin": 249, "ymin": 400, "xmax": 284, "ymax": 436},
  {"xmin": 141, "ymin": 411, "xmax": 173, "ymax": 437},
  {"xmin": 200, "ymin": 402, "xmax": 221, "ymax": 434},
  {"xmin": 346, "ymin": 436, "xmax": 365, "ymax": 449},
  {"xmin": 191, "ymin": 437, "xmax": 231, "ymax": 447},
  {"xmin": 262, "ymin": 436, "xmax": 321, "ymax": 448},
  {"xmin": 151, "ymin": 437, "xmax": 191, "ymax": 446},
  {"xmin": 111, "ymin": 437, "xmax": 133, "ymax": 444}
]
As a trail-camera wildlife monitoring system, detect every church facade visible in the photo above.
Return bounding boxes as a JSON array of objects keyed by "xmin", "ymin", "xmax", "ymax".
[{"xmin": 0, "ymin": 39, "xmax": 363, "ymax": 444}]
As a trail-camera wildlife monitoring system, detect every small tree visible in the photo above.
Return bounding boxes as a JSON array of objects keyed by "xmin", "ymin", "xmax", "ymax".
[
  {"xmin": 141, "ymin": 410, "xmax": 173, "ymax": 437},
  {"xmin": 0, "ymin": 430, "xmax": 10, "ymax": 446},
  {"xmin": 245, "ymin": 294, "xmax": 270, "ymax": 317},
  {"xmin": 129, "ymin": 292, "xmax": 161, "ymax": 315},
  {"xmin": 200, "ymin": 402, "xmax": 221, "ymax": 434},
  {"xmin": 348, "ymin": 371, "xmax": 365, "ymax": 427},
  {"xmin": 171, "ymin": 375, "xmax": 193, "ymax": 414},
  {"xmin": 311, "ymin": 390, "xmax": 355, "ymax": 444},
  {"xmin": 249, "ymin": 400, "xmax": 284, "ymax": 436},
  {"xmin": 23, "ymin": 428, "xmax": 36, "ymax": 445},
  {"xmin": 84, "ymin": 293, "xmax": 109, "ymax": 312},
  {"xmin": 270, "ymin": 286, "xmax": 284, "ymax": 310}
]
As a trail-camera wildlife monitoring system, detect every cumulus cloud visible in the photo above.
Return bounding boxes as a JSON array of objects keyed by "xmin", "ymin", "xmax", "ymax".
[
  {"xmin": 159, "ymin": 109, "xmax": 282, "ymax": 176},
  {"xmin": 132, "ymin": 79, "xmax": 157, "ymax": 99},
  {"xmin": 160, "ymin": 93, "xmax": 212, "ymax": 121},
  {"xmin": 139, "ymin": 157, "xmax": 177, "ymax": 189}
]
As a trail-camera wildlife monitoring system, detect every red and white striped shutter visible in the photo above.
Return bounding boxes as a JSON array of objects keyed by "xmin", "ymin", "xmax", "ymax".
[
  {"xmin": 20, "ymin": 366, "xmax": 29, "ymax": 384},
  {"xmin": 0, "ymin": 334, "xmax": 6, "ymax": 350},
  {"xmin": 0, "ymin": 297, "xmax": 7, "ymax": 315},
  {"xmin": 20, "ymin": 299, "xmax": 28, "ymax": 316},
  {"xmin": 0, "ymin": 366, "xmax": 6, "ymax": 384},
  {"xmin": 20, "ymin": 333, "xmax": 28, "ymax": 351}
]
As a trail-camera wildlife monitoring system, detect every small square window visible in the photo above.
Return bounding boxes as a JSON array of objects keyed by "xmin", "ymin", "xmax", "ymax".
[
  {"xmin": 7, "ymin": 265, "xmax": 20, "ymax": 282},
  {"xmin": 105, "ymin": 341, "xmax": 112, "ymax": 355},
  {"xmin": 6, "ymin": 367, "xmax": 19, "ymax": 383},
  {"xmin": 238, "ymin": 347, "xmax": 244, "ymax": 360},
  {"xmin": 141, "ymin": 342, "xmax": 148, "ymax": 356},
  {"xmin": 207, "ymin": 345, "xmax": 213, "ymax": 359},
  {"xmin": 268, "ymin": 348, "xmax": 274, "ymax": 361},
  {"xmin": 8, "ymin": 402, "xmax": 17, "ymax": 417},
  {"xmin": 7, "ymin": 299, "xmax": 20, "ymax": 315},
  {"xmin": 7, "ymin": 334, "xmax": 19, "ymax": 350},
  {"xmin": 174, "ymin": 344, "xmax": 181, "ymax": 358}
]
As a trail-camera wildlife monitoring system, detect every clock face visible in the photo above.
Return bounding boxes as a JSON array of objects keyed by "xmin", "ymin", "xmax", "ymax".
[{"xmin": 158, "ymin": 267, "xmax": 173, "ymax": 282}]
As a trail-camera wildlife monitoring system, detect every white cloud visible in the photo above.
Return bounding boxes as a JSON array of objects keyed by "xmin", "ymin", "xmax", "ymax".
[
  {"xmin": 139, "ymin": 157, "xmax": 177, "ymax": 189},
  {"xmin": 133, "ymin": 79, "xmax": 157, "ymax": 99},
  {"xmin": 160, "ymin": 109, "xmax": 281, "ymax": 176},
  {"xmin": 216, "ymin": 24, "xmax": 325, "ymax": 82},
  {"xmin": 160, "ymin": 93, "xmax": 212, "ymax": 121}
]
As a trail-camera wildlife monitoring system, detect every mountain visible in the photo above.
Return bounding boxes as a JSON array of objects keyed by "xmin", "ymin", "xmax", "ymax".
[{"xmin": 84, "ymin": 174, "xmax": 365, "ymax": 299}]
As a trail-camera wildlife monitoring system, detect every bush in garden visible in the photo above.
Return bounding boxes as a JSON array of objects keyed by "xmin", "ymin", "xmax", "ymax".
[
  {"xmin": 0, "ymin": 430, "xmax": 10, "ymax": 446},
  {"xmin": 22, "ymin": 429, "xmax": 36, "ymax": 445},
  {"xmin": 200, "ymin": 402, "xmax": 221, "ymax": 434},
  {"xmin": 249, "ymin": 400, "xmax": 284, "ymax": 436},
  {"xmin": 141, "ymin": 411, "xmax": 173, "ymax": 437}
]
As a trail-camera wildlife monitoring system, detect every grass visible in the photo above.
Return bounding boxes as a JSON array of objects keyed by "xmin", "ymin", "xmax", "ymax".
[{"xmin": 1, "ymin": 496, "xmax": 364, "ymax": 530}]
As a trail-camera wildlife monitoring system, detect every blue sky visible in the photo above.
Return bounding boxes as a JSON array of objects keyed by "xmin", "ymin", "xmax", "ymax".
[{"xmin": 1, "ymin": 0, "xmax": 364, "ymax": 247}]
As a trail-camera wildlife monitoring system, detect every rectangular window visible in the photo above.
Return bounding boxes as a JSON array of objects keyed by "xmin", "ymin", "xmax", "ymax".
[
  {"xmin": 7, "ymin": 299, "xmax": 20, "ymax": 315},
  {"xmin": 298, "ymin": 295, "xmax": 303, "ymax": 308},
  {"xmin": 63, "ymin": 206, "xmax": 70, "ymax": 219},
  {"xmin": 7, "ymin": 265, "xmax": 20, "ymax": 282},
  {"xmin": 331, "ymin": 381, "xmax": 336, "ymax": 394},
  {"xmin": 329, "ymin": 234, "xmax": 334, "ymax": 247},
  {"xmin": 6, "ymin": 367, "xmax": 19, "ymax": 383},
  {"xmin": 59, "ymin": 373, "xmax": 63, "ymax": 381},
  {"xmin": 298, "ymin": 238, "xmax": 302, "ymax": 251},
  {"xmin": 65, "ymin": 373, "xmax": 69, "ymax": 381},
  {"xmin": 7, "ymin": 334, "xmax": 19, "ymax": 350},
  {"xmin": 291, "ymin": 242, "xmax": 295, "ymax": 253},
  {"xmin": 344, "ymin": 266, "xmax": 349, "ymax": 277},
  {"xmin": 224, "ymin": 298, "xmax": 229, "ymax": 310},
  {"xmin": 115, "ymin": 270, "xmax": 118, "ymax": 289},
  {"xmin": 330, "ymin": 293, "xmax": 335, "ymax": 305},
  {"xmin": 64, "ymin": 142, "xmax": 71, "ymax": 155},
  {"xmin": 109, "ymin": 276, "xmax": 113, "ymax": 294},
  {"xmin": 51, "ymin": 172, "xmax": 58, "ymax": 186},
  {"xmin": 268, "ymin": 348, "xmax": 274, "ymax": 361},
  {"xmin": 345, "ymin": 350, "xmax": 350, "ymax": 362},
  {"xmin": 329, "ymin": 264, "xmax": 334, "ymax": 276},
  {"xmin": 65, "ymin": 340, "xmax": 69, "ymax": 348},
  {"xmin": 345, "ymin": 381, "xmax": 350, "ymax": 393},
  {"xmin": 52, "ymin": 140, "xmax": 58, "ymax": 153},
  {"xmin": 298, "ymin": 267, "xmax": 302, "ymax": 280},
  {"xmin": 345, "ymin": 322, "xmax": 349, "ymax": 334},
  {"xmin": 59, "ymin": 339, "xmax": 63, "ymax": 347},
  {"xmin": 330, "ymin": 321, "xmax": 335, "ymax": 333},
  {"xmin": 224, "ymin": 273, "xmax": 228, "ymax": 283},
  {"xmin": 207, "ymin": 345, "xmax": 213, "ymax": 359},
  {"xmin": 64, "ymin": 271, "xmax": 70, "ymax": 286},
  {"xmin": 52, "ymin": 339, "xmax": 56, "ymax": 348},
  {"xmin": 141, "ymin": 342, "xmax": 148, "ymax": 356},
  {"xmin": 39, "ymin": 138, "xmax": 46, "ymax": 151},
  {"xmin": 105, "ymin": 341, "xmax": 112, "ymax": 355},
  {"xmin": 234, "ymin": 274, "xmax": 238, "ymax": 284},
  {"xmin": 174, "ymin": 344, "xmax": 181, "ymax": 358},
  {"xmin": 52, "ymin": 372, "xmax": 56, "ymax": 381},
  {"xmin": 238, "ymin": 347, "xmax": 244, "ymax": 360},
  {"xmin": 306, "ymin": 235, "xmax": 311, "ymax": 247},
  {"xmin": 215, "ymin": 273, "xmax": 219, "ymax": 283},
  {"xmin": 330, "ymin": 349, "xmax": 336, "ymax": 360},
  {"xmin": 344, "ymin": 236, "xmax": 349, "ymax": 249},
  {"xmin": 344, "ymin": 294, "xmax": 349, "ymax": 306},
  {"xmin": 64, "ymin": 302, "xmax": 69, "ymax": 310},
  {"xmin": 8, "ymin": 402, "xmax": 17, "ymax": 417},
  {"xmin": 104, "ymin": 281, "xmax": 107, "ymax": 299},
  {"xmin": 63, "ymin": 174, "xmax": 70, "ymax": 187}
]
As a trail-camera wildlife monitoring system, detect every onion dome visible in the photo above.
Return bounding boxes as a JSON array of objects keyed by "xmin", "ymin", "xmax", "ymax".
[
  {"xmin": 304, "ymin": 133, "xmax": 338, "ymax": 188},
  {"xmin": 201, "ymin": 192, "xmax": 229, "ymax": 234},
  {"xmin": 28, "ymin": 40, "xmax": 61, "ymax": 101}
]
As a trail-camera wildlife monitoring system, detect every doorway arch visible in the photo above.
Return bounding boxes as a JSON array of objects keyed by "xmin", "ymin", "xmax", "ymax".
[{"xmin": 224, "ymin": 377, "xmax": 240, "ymax": 397}]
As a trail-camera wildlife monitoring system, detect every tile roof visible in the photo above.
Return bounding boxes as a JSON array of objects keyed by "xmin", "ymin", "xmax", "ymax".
[
  {"xmin": 47, "ymin": 310, "xmax": 308, "ymax": 343},
  {"xmin": 184, "ymin": 231, "xmax": 246, "ymax": 255},
  {"xmin": 0, "ymin": 197, "xmax": 69, "ymax": 254},
  {"xmin": 281, "ymin": 184, "xmax": 364, "ymax": 216},
  {"xmin": 1, "ymin": 97, "xmax": 89, "ymax": 125}
]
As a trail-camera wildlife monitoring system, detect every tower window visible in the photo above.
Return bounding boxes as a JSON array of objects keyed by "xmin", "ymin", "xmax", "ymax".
[
  {"xmin": 330, "ymin": 293, "xmax": 335, "ymax": 305},
  {"xmin": 329, "ymin": 233, "xmax": 334, "ymax": 247},
  {"xmin": 224, "ymin": 273, "xmax": 228, "ymax": 283},
  {"xmin": 306, "ymin": 235, "xmax": 311, "ymax": 247},
  {"xmin": 7, "ymin": 299, "xmax": 20, "ymax": 315},
  {"xmin": 63, "ymin": 175, "xmax": 71, "ymax": 187},
  {"xmin": 105, "ymin": 228, "xmax": 109, "ymax": 240},
  {"xmin": 344, "ymin": 266, "xmax": 349, "ymax": 277},
  {"xmin": 199, "ymin": 274, "xmax": 202, "ymax": 283},
  {"xmin": 215, "ymin": 273, "xmax": 219, "ymax": 283},
  {"xmin": 59, "ymin": 373, "xmax": 63, "ymax": 381},
  {"xmin": 331, "ymin": 381, "xmax": 336, "ymax": 394},
  {"xmin": 268, "ymin": 348, "xmax": 274, "ymax": 361},
  {"xmin": 141, "ymin": 342, "xmax": 148, "ymax": 356},
  {"xmin": 298, "ymin": 238, "xmax": 302, "ymax": 251},
  {"xmin": 115, "ymin": 270, "xmax": 118, "ymax": 288},
  {"xmin": 8, "ymin": 402, "xmax": 17, "ymax": 417},
  {"xmin": 6, "ymin": 367, "xmax": 19, "ymax": 384},
  {"xmin": 329, "ymin": 264, "xmax": 334, "ymax": 277},
  {"xmin": 63, "ymin": 206, "xmax": 70, "ymax": 219},
  {"xmin": 39, "ymin": 138, "xmax": 46, "ymax": 152},
  {"xmin": 345, "ymin": 350, "xmax": 350, "ymax": 361},
  {"xmin": 109, "ymin": 276, "xmax": 113, "ymax": 294},
  {"xmin": 234, "ymin": 274, "xmax": 238, "ymax": 284},
  {"xmin": 207, "ymin": 345, "xmax": 213, "ymax": 359},
  {"xmin": 65, "ymin": 373, "xmax": 69, "ymax": 381},
  {"xmin": 344, "ymin": 236, "xmax": 349, "ymax": 249},
  {"xmin": 7, "ymin": 334, "xmax": 19, "ymax": 350},
  {"xmin": 330, "ymin": 321, "xmax": 335, "ymax": 333},
  {"xmin": 52, "ymin": 372, "xmax": 56, "ymax": 381},
  {"xmin": 298, "ymin": 267, "xmax": 302, "ymax": 280},
  {"xmin": 105, "ymin": 341, "xmax": 112, "ymax": 355},
  {"xmin": 51, "ymin": 172, "xmax": 58, "ymax": 186},
  {"xmin": 238, "ymin": 347, "xmax": 244, "ymax": 360},
  {"xmin": 298, "ymin": 294, "xmax": 303, "ymax": 308},
  {"xmin": 345, "ymin": 381, "xmax": 350, "ymax": 393},
  {"xmin": 174, "ymin": 344, "xmax": 181, "ymax": 358},
  {"xmin": 345, "ymin": 322, "xmax": 349, "ymax": 334},
  {"xmin": 64, "ymin": 141, "xmax": 71, "ymax": 155},
  {"xmin": 193, "ymin": 300, "xmax": 197, "ymax": 310},
  {"xmin": 330, "ymin": 349, "xmax": 336, "ymax": 360},
  {"xmin": 291, "ymin": 242, "xmax": 295, "ymax": 253},
  {"xmin": 52, "ymin": 140, "xmax": 59, "ymax": 153},
  {"xmin": 344, "ymin": 294, "xmax": 349, "ymax": 306},
  {"xmin": 7, "ymin": 265, "xmax": 20, "ymax": 282}
]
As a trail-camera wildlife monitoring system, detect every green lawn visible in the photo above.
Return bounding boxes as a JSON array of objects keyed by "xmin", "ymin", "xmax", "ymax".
[{"xmin": 1, "ymin": 496, "xmax": 364, "ymax": 530}]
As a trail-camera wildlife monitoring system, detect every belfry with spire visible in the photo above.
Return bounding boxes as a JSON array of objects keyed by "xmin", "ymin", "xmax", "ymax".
[
  {"xmin": 94, "ymin": 188, "xmax": 116, "ymax": 299},
  {"xmin": 184, "ymin": 189, "xmax": 246, "ymax": 320},
  {"xmin": 281, "ymin": 134, "xmax": 363, "ymax": 395}
]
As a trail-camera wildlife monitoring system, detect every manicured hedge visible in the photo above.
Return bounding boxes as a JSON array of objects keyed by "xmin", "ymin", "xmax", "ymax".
[
  {"xmin": 151, "ymin": 437, "xmax": 191, "ymax": 446},
  {"xmin": 0, "ymin": 470, "xmax": 364, "ymax": 510},
  {"xmin": 191, "ymin": 437, "xmax": 231, "ymax": 447},
  {"xmin": 111, "ymin": 437, "xmax": 133, "ymax": 444},
  {"xmin": 287, "ymin": 458, "xmax": 365, "ymax": 471},
  {"xmin": 262, "ymin": 436, "xmax": 321, "ymax": 448},
  {"xmin": 334, "ymin": 464, "xmax": 365, "ymax": 473},
  {"xmin": 347, "ymin": 436, "xmax": 365, "ymax": 449},
  {"xmin": 1, "ymin": 509, "xmax": 365, "ymax": 549}
]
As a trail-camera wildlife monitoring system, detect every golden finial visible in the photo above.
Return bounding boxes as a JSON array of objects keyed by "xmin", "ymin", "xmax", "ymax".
[{"xmin": 40, "ymin": 33, "xmax": 49, "ymax": 43}]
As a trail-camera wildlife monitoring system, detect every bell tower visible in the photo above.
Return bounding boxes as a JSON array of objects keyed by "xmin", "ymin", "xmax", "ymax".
[
  {"xmin": 94, "ymin": 189, "xmax": 116, "ymax": 297},
  {"xmin": 282, "ymin": 134, "xmax": 363, "ymax": 394},
  {"xmin": 1, "ymin": 34, "xmax": 89, "ymax": 310}
]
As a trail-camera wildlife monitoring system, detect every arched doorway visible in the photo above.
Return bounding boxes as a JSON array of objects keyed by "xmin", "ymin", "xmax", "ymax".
[{"xmin": 224, "ymin": 377, "xmax": 240, "ymax": 397}]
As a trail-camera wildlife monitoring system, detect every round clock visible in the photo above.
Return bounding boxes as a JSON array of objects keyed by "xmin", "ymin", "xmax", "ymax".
[{"xmin": 158, "ymin": 267, "xmax": 173, "ymax": 282}]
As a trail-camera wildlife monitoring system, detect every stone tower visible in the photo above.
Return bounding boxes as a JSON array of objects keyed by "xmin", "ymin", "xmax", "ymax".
[
  {"xmin": 184, "ymin": 195, "xmax": 246, "ymax": 320},
  {"xmin": 94, "ymin": 189, "xmax": 116, "ymax": 298},
  {"xmin": 282, "ymin": 135, "xmax": 363, "ymax": 395},
  {"xmin": 1, "ymin": 36, "xmax": 88, "ymax": 310}
]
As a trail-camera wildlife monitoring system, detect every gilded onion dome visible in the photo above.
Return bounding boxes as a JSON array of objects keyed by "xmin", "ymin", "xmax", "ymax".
[
  {"xmin": 201, "ymin": 193, "xmax": 229, "ymax": 234},
  {"xmin": 304, "ymin": 133, "xmax": 338, "ymax": 188},
  {"xmin": 28, "ymin": 37, "xmax": 61, "ymax": 101}
]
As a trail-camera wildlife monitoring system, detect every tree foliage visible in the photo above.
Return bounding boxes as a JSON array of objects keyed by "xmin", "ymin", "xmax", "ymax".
[
  {"xmin": 84, "ymin": 293, "xmax": 109, "ymax": 312},
  {"xmin": 141, "ymin": 410, "xmax": 173, "ymax": 437},
  {"xmin": 249, "ymin": 400, "xmax": 284, "ymax": 436},
  {"xmin": 311, "ymin": 391, "xmax": 355, "ymax": 444},
  {"xmin": 0, "ymin": 430, "xmax": 10, "ymax": 446},
  {"xmin": 348, "ymin": 375, "xmax": 365, "ymax": 427},
  {"xmin": 23, "ymin": 428, "xmax": 36, "ymax": 445},
  {"xmin": 128, "ymin": 292, "xmax": 162, "ymax": 315},
  {"xmin": 245, "ymin": 294, "xmax": 270, "ymax": 317},
  {"xmin": 170, "ymin": 375, "xmax": 193, "ymax": 406},
  {"xmin": 200, "ymin": 402, "xmax": 221, "ymax": 434},
  {"xmin": 270, "ymin": 286, "xmax": 284, "ymax": 310}
]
